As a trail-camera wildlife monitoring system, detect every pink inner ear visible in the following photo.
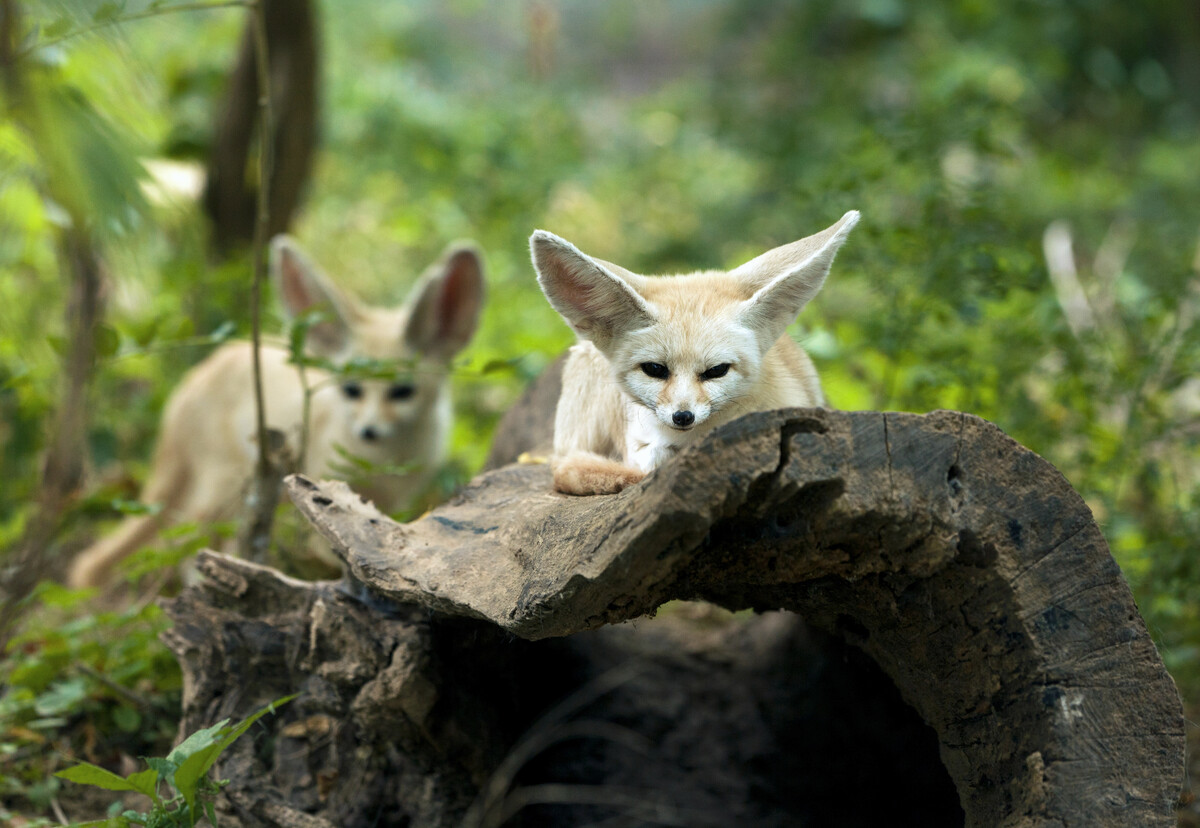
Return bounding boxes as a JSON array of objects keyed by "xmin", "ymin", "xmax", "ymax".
[
  {"xmin": 436, "ymin": 255, "xmax": 480, "ymax": 339},
  {"xmin": 281, "ymin": 253, "xmax": 315, "ymax": 312},
  {"xmin": 553, "ymin": 257, "xmax": 602, "ymax": 318}
]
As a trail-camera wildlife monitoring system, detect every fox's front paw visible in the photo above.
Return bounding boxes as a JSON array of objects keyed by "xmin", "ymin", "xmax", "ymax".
[{"xmin": 551, "ymin": 452, "xmax": 645, "ymax": 495}]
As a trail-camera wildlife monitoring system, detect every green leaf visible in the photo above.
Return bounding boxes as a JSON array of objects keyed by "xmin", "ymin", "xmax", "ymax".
[
  {"xmin": 42, "ymin": 17, "xmax": 74, "ymax": 39},
  {"xmin": 111, "ymin": 498, "xmax": 161, "ymax": 516},
  {"xmin": 124, "ymin": 316, "xmax": 160, "ymax": 348},
  {"xmin": 30, "ymin": 77, "xmax": 150, "ymax": 238},
  {"xmin": 113, "ymin": 705, "xmax": 142, "ymax": 733},
  {"xmin": 172, "ymin": 695, "xmax": 296, "ymax": 812},
  {"xmin": 207, "ymin": 320, "xmax": 237, "ymax": 343},
  {"xmin": 56, "ymin": 761, "xmax": 148, "ymax": 794},
  {"xmin": 288, "ymin": 319, "xmax": 307, "ymax": 360},
  {"xmin": 123, "ymin": 767, "xmax": 159, "ymax": 799},
  {"xmin": 166, "ymin": 315, "xmax": 195, "ymax": 340},
  {"xmin": 145, "ymin": 755, "xmax": 177, "ymax": 785},
  {"xmin": 93, "ymin": 2, "xmax": 123, "ymax": 24},
  {"xmin": 331, "ymin": 443, "xmax": 375, "ymax": 471},
  {"xmin": 35, "ymin": 677, "xmax": 87, "ymax": 716},
  {"xmin": 288, "ymin": 310, "xmax": 327, "ymax": 361},
  {"xmin": 166, "ymin": 719, "xmax": 229, "ymax": 766},
  {"xmin": 96, "ymin": 323, "xmax": 121, "ymax": 358},
  {"xmin": 480, "ymin": 357, "xmax": 521, "ymax": 375},
  {"xmin": 31, "ymin": 579, "xmax": 88, "ymax": 609}
]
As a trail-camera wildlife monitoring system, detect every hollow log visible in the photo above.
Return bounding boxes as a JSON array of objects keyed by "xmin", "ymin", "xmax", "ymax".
[{"xmin": 163, "ymin": 363, "xmax": 1184, "ymax": 827}]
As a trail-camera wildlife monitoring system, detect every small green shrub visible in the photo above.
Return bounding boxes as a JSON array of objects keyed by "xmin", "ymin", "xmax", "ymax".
[{"xmin": 55, "ymin": 694, "xmax": 296, "ymax": 827}]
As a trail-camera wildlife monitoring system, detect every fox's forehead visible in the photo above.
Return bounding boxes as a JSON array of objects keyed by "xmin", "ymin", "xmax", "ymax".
[
  {"xmin": 619, "ymin": 310, "xmax": 758, "ymax": 368},
  {"xmin": 349, "ymin": 306, "xmax": 415, "ymax": 361},
  {"xmin": 635, "ymin": 270, "xmax": 752, "ymax": 318},
  {"xmin": 606, "ymin": 272, "xmax": 759, "ymax": 366}
]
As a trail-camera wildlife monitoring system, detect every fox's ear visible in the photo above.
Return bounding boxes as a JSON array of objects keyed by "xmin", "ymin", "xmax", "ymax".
[
  {"xmin": 530, "ymin": 230, "xmax": 654, "ymax": 352},
  {"xmin": 733, "ymin": 210, "xmax": 860, "ymax": 350},
  {"xmin": 270, "ymin": 235, "xmax": 357, "ymax": 358},
  {"xmin": 404, "ymin": 243, "xmax": 486, "ymax": 360}
]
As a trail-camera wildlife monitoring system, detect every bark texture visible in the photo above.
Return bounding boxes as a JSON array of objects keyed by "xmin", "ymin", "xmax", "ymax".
[{"xmin": 163, "ymin": 365, "xmax": 1184, "ymax": 827}]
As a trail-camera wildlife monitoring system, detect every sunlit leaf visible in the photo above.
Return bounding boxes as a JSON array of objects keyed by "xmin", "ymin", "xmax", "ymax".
[
  {"xmin": 23, "ymin": 75, "xmax": 149, "ymax": 239},
  {"xmin": 34, "ymin": 678, "xmax": 87, "ymax": 716},
  {"xmin": 479, "ymin": 358, "xmax": 521, "ymax": 375},
  {"xmin": 56, "ymin": 762, "xmax": 150, "ymax": 795},
  {"xmin": 207, "ymin": 320, "xmax": 237, "ymax": 343},
  {"xmin": 95, "ymin": 323, "xmax": 121, "ymax": 358},
  {"xmin": 92, "ymin": 2, "xmax": 124, "ymax": 24},
  {"xmin": 172, "ymin": 695, "xmax": 296, "ymax": 811},
  {"xmin": 111, "ymin": 498, "xmax": 162, "ymax": 516},
  {"xmin": 41, "ymin": 17, "xmax": 73, "ymax": 40},
  {"xmin": 124, "ymin": 316, "xmax": 161, "ymax": 348},
  {"xmin": 287, "ymin": 309, "xmax": 327, "ymax": 361},
  {"xmin": 165, "ymin": 718, "xmax": 229, "ymax": 766}
]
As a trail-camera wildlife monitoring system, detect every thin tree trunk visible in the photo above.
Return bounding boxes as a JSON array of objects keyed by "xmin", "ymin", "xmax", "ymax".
[
  {"xmin": 203, "ymin": 0, "xmax": 318, "ymax": 255},
  {"xmin": 1, "ymin": 223, "xmax": 106, "ymax": 650},
  {"xmin": 0, "ymin": 0, "xmax": 106, "ymax": 649},
  {"xmin": 234, "ymin": 0, "xmax": 290, "ymax": 562}
]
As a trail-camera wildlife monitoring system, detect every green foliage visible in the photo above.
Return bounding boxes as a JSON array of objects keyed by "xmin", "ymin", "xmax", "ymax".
[
  {"xmin": 55, "ymin": 694, "xmax": 295, "ymax": 826},
  {"xmin": 1, "ymin": 0, "xmax": 1199, "ymax": 819},
  {"xmin": 0, "ymin": 584, "xmax": 182, "ymax": 816}
]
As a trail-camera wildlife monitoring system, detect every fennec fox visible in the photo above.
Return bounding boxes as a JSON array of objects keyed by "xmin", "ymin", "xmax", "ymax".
[
  {"xmin": 531, "ymin": 210, "xmax": 859, "ymax": 495},
  {"xmin": 67, "ymin": 237, "xmax": 485, "ymax": 588}
]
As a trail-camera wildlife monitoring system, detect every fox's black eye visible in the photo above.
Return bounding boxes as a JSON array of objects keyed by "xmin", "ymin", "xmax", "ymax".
[
  {"xmin": 341, "ymin": 381, "xmax": 363, "ymax": 399},
  {"xmin": 388, "ymin": 383, "xmax": 415, "ymax": 401},
  {"xmin": 700, "ymin": 363, "xmax": 731, "ymax": 381},
  {"xmin": 641, "ymin": 362, "xmax": 670, "ymax": 379}
]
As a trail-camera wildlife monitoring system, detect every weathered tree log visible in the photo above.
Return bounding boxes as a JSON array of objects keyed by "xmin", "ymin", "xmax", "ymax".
[{"xmin": 163, "ymin": 364, "xmax": 1184, "ymax": 827}]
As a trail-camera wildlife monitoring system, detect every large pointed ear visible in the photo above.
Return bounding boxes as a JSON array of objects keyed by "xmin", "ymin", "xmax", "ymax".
[
  {"xmin": 530, "ymin": 230, "xmax": 655, "ymax": 352},
  {"xmin": 404, "ymin": 243, "xmax": 486, "ymax": 360},
  {"xmin": 270, "ymin": 235, "xmax": 357, "ymax": 358},
  {"xmin": 733, "ymin": 210, "xmax": 860, "ymax": 350}
]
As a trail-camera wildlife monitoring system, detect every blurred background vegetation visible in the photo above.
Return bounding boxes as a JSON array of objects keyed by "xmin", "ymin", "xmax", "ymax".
[{"xmin": 2, "ymin": 0, "xmax": 1198, "ymax": 822}]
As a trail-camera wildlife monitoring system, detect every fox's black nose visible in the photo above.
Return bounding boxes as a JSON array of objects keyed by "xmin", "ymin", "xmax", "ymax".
[
  {"xmin": 361, "ymin": 426, "xmax": 379, "ymax": 442},
  {"xmin": 672, "ymin": 410, "xmax": 694, "ymax": 428}
]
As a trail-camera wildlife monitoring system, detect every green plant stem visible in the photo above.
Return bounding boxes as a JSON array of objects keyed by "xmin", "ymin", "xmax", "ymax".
[
  {"xmin": 248, "ymin": 0, "xmax": 272, "ymax": 484},
  {"xmin": 298, "ymin": 362, "xmax": 311, "ymax": 471},
  {"xmin": 75, "ymin": 662, "xmax": 156, "ymax": 712},
  {"xmin": 235, "ymin": 0, "xmax": 280, "ymax": 562}
]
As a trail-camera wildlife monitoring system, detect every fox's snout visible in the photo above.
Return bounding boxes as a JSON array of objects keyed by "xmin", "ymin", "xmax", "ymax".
[
  {"xmin": 342, "ymin": 382, "xmax": 410, "ymax": 444},
  {"xmin": 358, "ymin": 423, "xmax": 389, "ymax": 442},
  {"xmin": 353, "ymin": 416, "xmax": 396, "ymax": 444},
  {"xmin": 657, "ymin": 399, "xmax": 708, "ymax": 431},
  {"xmin": 648, "ymin": 373, "xmax": 714, "ymax": 432}
]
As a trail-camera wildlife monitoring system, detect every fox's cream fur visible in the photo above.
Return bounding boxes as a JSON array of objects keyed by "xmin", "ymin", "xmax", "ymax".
[
  {"xmin": 531, "ymin": 210, "xmax": 859, "ymax": 495},
  {"xmin": 67, "ymin": 237, "xmax": 485, "ymax": 589}
]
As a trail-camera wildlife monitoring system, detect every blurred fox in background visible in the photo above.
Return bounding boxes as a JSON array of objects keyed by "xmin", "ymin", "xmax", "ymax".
[{"xmin": 67, "ymin": 237, "xmax": 485, "ymax": 589}]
